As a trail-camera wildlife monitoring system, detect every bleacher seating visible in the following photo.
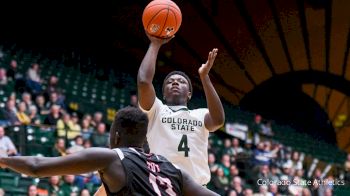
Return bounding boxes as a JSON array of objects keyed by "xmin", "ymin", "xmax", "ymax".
[{"xmin": 0, "ymin": 44, "xmax": 349, "ymax": 195}]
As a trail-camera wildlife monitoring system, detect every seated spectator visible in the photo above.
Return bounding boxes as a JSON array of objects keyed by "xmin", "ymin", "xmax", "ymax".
[
  {"xmin": 28, "ymin": 105, "xmax": 41, "ymax": 125},
  {"xmin": 1, "ymin": 99, "xmax": 20, "ymax": 126},
  {"xmin": 344, "ymin": 154, "xmax": 350, "ymax": 183},
  {"xmin": 91, "ymin": 111, "xmax": 103, "ymax": 128},
  {"xmin": 44, "ymin": 105, "xmax": 62, "ymax": 126},
  {"xmin": 6, "ymin": 60, "xmax": 18, "ymax": 81},
  {"xmin": 51, "ymin": 137, "xmax": 67, "ymax": 157},
  {"xmin": 0, "ymin": 126, "xmax": 17, "ymax": 156},
  {"xmin": 35, "ymin": 94, "xmax": 50, "ymax": 116},
  {"xmin": 28, "ymin": 184, "xmax": 38, "ymax": 196},
  {"xmin": 253, "ymin": 142, "xmax": 279, "ymax": 166},
  {"xmin": 48, "ymin": 176, "xmax": 63, "ymax": 196},
  {"xmin": 26, "ymin": 63, "xmax": 43, "ymax": 94},
  {"xmin": 243, "ymin": 188, "xmax": 253, "ymax": 196},
  {"xmin": 80, "ymin": 189, "xmax": 91, "ymax": 196},
  {"xmin": 209, "ymin": 152, "xmax": 220, "ymax": 173},
  {"xmin": 57, "ymin": 113, "xmax": 81, "ymax": 140},
  {"xmin": 210, "ymin": 167, "xmax": 229, "ymax": 195},
  {"xmin": 91, "ymin": 123, "xmax": 108, "ymax": 147},
  {"xmin": 230, "ymin": 138, "xmax": 244, "ymax": 158},
  {"xmin": 21, "ymin": 92, "xmax": 37, "ymax": 114},
  {"xmin": 60, "ymin": 175, "xmax": 80, "ymax": 196},
  {"xmin": 269, "ymin": 184, "xmax": 279, "ymax": 196},
  {"xmin": 66, "ymin": 135, "xmax": 84, "ymax": 154},
  {"xmin": 16, "ymin": 102, "xmax": 31, "ymax": 125},
  {"xmin": 80, "ymin": 118, "xmax": 93, "ymax": 140},
  {"xmin": 45, "ymin": 92, "xmax": 66, "ymax": 111},
  {"xmin": 229, "ymin": 176, "xmax": 244, "ymax": 196},
  {"xmin": 219, "ymin": 154, "xmax": 232, "ymax": 177}
]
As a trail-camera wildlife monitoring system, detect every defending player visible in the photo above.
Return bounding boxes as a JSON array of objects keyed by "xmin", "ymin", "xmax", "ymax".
[{"xmin": 0, "ymin": 107, "xmax": 218, "ymax": 196}]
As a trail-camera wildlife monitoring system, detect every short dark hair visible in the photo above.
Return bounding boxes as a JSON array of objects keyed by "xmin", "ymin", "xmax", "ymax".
[
  {"xmin": 110, "ymin": 107, "xmax": 148, "ymax": 147},
  {"xmin": 162, "ymin": 71, "xmax": 193, "ymax": 94}
]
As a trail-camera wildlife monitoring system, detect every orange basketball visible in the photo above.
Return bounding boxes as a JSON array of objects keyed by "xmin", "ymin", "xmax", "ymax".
[{"xmin": 142, "ymin": 0, "xmax": 182, "ymax": 38}]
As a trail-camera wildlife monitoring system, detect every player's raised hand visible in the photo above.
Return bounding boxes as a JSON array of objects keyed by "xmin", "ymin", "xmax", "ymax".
[
  {"xmin": 199, "ymin": 48, "xmax": 218, "ymax": 78},
  {"xmin": 146, "ymin": 32, "xmax": 175, "ymax": 47}
]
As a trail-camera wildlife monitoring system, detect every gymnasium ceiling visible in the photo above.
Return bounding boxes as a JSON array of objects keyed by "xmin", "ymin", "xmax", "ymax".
[{"xmin": 111, "ymin": 0, "xmax": 350, "ymax": 150}]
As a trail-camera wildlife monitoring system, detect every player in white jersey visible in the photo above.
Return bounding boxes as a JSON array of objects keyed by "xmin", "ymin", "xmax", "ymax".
[{"xmin": 137, "ymin": 33, "xmax": 225, "ymax": 185}]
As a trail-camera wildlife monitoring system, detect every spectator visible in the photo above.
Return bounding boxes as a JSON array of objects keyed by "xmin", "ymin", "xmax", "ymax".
[
  {"xmin": 66, "ymin": 135, "xmax": 84, "ymax": 154},
  {"xmin": 60, "ymin": 175, "xmax": 80, "ymax": 196},
  {"xmin": 44, "ymin": 105, "xmax": 61, "ymax": 126},
  {"xmin": 51, "ymin": 138, "xmax": 67, "ymax": 157},
  {"xmin": 6, "ymin": 60, "xmax": 18, "ymax": 81},
  {"xmin": 219, "ymin": 154, "xmax": 231, "ymax": 177},
  {"xmin": 211, "ymin": 167, "xmax": 229, "ymax": 195},
  {"xmin": 269, "ymin": 184, "xmax": 279, "ymax": 196},
  {"xmin": 230, "ymin": 138, "xmax": 244, "ymax": 158},
  {"xmin": 91, "ymin": 123, "xmax": 108, "ymax": 147},
  {"xmin": 80, "ymin": 189, "xmax": 91, "ymax": 196},
  {"xmin": 0, "ymin": 188, "xmax": 4, "ymax": 196},
  {"xmin": 21, "ymin": 92, "xmax": 36, "ymax": 114},
  {"xmin": 28, "ymin": 184, "xmax": 38, "ymax": 196},
  {"xmin": 209, "ymin": 152, "xmax": 220, "ymax": 173},
  {"xmin": 16, "ymin": 102, "xmax": 31, "ymax": 125},
  {"xmin": 57, "ymin": 113, "xmax": 81, "ymax": 140},
  {"xmin": 229, "ymin": 176, "xmax": 244, "ymax": 196},
  {"xmin": 243, "ymin": 188, "xmax": 253, "ymax": 196},
  {"xmin": 26, "ymin": 63, "xmax": 43, "ymax": 94},
  {"xmin": 91, "ymin": 112, "xmax": 103, "ymax": 128},
  {"xmin": 0, "ymin": 126, "xmax": 17, "ymax": 156},
  {"xmin": 45, "ymin": 92, "xmax": 66, "ymax": 111},
  {"xmin": 35, "ymin": 94, "xmax": 49, "ymax": 116},
  {"xmin": 2, "ymin": 99, "xmax": 20, "ymax": 126},
  {"xmin": 48, "ymin": 176, "xmax": 63, "ymax": 196},
  {"xmin": 80, "ymin": 118, "xmax": 93, "ymax": 140},
  {"xmin": 28, "ymin": 105, "xmax": 41, "ymax": 125}
]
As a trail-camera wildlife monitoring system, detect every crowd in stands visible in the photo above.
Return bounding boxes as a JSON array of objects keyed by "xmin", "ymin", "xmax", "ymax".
[
  {"xmin": 0, "ymin": 58, "xmax": 349, "ymax": 195},
  {"xmin": 206, "ymin": 114, "xmax": 350, "ymax": 196},
  {"xmin": 0, "ymin": 59, "xmax": 109, "ymax": 195}
]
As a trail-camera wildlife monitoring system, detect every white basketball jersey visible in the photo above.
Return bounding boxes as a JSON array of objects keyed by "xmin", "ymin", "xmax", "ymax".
[{"xmin": 140, "ymin": 97, "xmax": 210, "ymax": 185}]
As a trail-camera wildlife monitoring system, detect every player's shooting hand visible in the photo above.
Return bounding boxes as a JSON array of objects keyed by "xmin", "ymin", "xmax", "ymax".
[
  {"xmin": 146, "ymin": 32, "xmax": 175, "ymax": 47},
  {"xmin": 199, "ymin": 48, "xmax": 218, "ymax": 78}
]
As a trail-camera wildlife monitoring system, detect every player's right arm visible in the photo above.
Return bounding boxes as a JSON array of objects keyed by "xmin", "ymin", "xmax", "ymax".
[
  {"xmin": 182, "ymin": 171, "xmax": 219, "ymax": 196},
  {"xmin": 137, "ymin": 34, "xmax": 173, "ymax": 110}
]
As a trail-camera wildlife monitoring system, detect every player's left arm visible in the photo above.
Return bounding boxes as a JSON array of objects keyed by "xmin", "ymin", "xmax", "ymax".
[
  {"xmin": 0, "ymin": 147, "xmax": 118, "ymax": 178},
  {"xmin": 199, "ymin": 48, "xmax": 225, "ymax": 132}
]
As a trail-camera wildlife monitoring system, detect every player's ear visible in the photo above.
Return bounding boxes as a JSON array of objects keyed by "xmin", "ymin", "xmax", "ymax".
[
  {"xmin": 114, "ymin": 132, "xmax": 120, "ymax": 146},
  {"xmin": 187, "ymin": 91, "xmax": 192, "ymax": 101}
]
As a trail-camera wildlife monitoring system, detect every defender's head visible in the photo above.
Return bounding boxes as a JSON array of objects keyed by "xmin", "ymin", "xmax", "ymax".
[
  {"xmin": 110, "ymin": 107, "xmax": 148, "ymax": 148},
  {"xmin": 162, "ymin": 71, "xmax": 192, "ymax": 106}
]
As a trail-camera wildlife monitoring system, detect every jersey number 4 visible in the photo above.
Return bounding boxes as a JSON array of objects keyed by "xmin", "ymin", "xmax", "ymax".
[{"xmin": 178, "ymin": 134, "xmax": 190, "ymax": 157}]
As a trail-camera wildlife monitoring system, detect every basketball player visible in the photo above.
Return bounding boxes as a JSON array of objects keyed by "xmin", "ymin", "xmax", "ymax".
[
  {"xmin": 0, "ymin": 107, "xmax": 218, "ymax": 196},
  {"xmin": 137, "ymin": 33, "xmax": 225, "ymax": 186}
]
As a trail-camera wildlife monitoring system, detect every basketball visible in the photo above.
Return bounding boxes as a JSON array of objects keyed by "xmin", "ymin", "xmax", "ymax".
[{"xmin": 142, "ymin": 0, "xmax": 182, "ymax": 38}]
